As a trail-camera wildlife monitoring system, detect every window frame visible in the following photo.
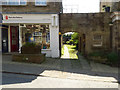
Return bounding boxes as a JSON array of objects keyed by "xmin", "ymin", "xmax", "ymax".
[
  {"xmin": 0, "ymin": 0, "xmax": 27, "ymax": 6},
  {"xmin": 93, "ymin": 41, "xmax": 103, "ymax": 47},
  {"xmin": 93, "ymin": 34, "xmax": 103, "ymax": 47},
  {"xmin": 35, "ymin": 0, "xmax": 47, "ymax": 6},
  {"xmin": 93, "ymin": 35, "xmax": 102, "ymax": 40}
]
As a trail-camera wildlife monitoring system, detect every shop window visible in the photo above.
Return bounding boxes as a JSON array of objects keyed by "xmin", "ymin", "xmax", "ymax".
[
  {"xmin": 22, "ymin": 24, "xmax": 50, "ymax": 49},
  {"xmin": 35, "ymin": 0, "xmax": 47, "ymax": 6},
  {"xmin": 0, "ymin": 0, "xmax": 27, "ymax": 5}
]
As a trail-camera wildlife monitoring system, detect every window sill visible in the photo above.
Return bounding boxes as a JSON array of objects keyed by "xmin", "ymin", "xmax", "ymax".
[
  {"xmin": 93, "ymin": 45, "xmax": 102, "ymax": 47},
  {"xmin": 35, "ymin": 5, "xmax": 47, "ymax": 7},
  {"xmin": 41, "ymin": 49, "xmax": 51, "ymax": 51},
  {"xmin": 1, "ymin": 5, "xmax": 27, "ymax": 6}
]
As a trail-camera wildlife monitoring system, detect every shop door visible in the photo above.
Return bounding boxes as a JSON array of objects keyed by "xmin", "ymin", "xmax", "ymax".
[
  {"xmin": 2, "ymin": 28, "xmax": 8, "ymax": 53},
  {"xmin": 10, "ymin": 26, "xmax": 19, "ymax": 52}
]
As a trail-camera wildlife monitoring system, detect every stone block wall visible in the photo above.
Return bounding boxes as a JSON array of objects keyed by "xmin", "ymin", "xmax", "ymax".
[
  {"xmin": 112, "ymin": 20, "xmax": 120, "ymax": 53},
  {"xmin": 100, "ymin": 2, "xmax": 113, "ymax": 12},
  {"xmin": 100, "ymin": 1, "xmax": 120, "ymax": 12},
  {"xmin": 111, "ymin": 2, "xmax": 120, "ymax": 11},
  {"xmin": 2, "ymin": 2, "xmax": 62, "ymax": 13},
  {"xmin": 60, "ymin": 13, "xmax": 112, "ymax": 54}
]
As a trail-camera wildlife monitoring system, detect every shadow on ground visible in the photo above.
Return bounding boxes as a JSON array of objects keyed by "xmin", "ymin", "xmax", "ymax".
[{"xmin": 2, "ymin": 54, "xmax": 119, "ymax": 85}]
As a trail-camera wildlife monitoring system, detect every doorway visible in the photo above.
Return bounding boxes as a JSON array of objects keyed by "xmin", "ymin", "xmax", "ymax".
[
  {"xmin": 10, "ymin": 26, "xmax": 19, "ymax": 52},
  {"xmin": 61, "ymin": 32, "xmax": 79, "ymax": 59},
  {"xmin": 2, "ymin": 26, "xmax": 8, "ymax": 53}
]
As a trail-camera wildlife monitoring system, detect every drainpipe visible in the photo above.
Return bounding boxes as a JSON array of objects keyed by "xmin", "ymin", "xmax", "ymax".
[{"xmin": 59, "ymin": 12, "xmax": 61, "ymax": 57}]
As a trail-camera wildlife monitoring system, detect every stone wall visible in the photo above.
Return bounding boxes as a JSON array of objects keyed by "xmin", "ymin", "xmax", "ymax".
[
  {"xmin": 100, "ymin": 2, "xmax": 113, "ymax": 12},
  {"xmin": 111, "ymin": 2, "xmax": 120, "ymax": 11},
  {"xmin": 112, "ymin": 20, "xmax": 120, "ymax": 53},
  {"xmin": 60, "ymin": 13, "xmax": 112, "ymax": 54},
  {"xmin": 2, "ymin": 2, "xmax": 62, "ymax": 13},
  {"xmin": 100, "ymin": 1, "xmax": 120, "ymax": 12}
]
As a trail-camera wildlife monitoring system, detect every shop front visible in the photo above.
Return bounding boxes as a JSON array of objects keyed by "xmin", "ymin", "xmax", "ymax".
[
  {"xmin": 0, "ymin": 13, "xmax": 2, "ymax": 52},
  {"xmin": 2, "ymin": 14, "xmax": 60, "ymax": 58}
]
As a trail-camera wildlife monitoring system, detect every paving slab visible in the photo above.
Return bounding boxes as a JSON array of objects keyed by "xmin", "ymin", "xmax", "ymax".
[{"xmin": 90, "ymin": 61, "xmax": 118, "ymax": 74}]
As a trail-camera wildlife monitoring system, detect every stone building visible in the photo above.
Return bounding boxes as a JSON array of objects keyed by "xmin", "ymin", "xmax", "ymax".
[
  {"xmin": 100, "ymin": 0, "xmax": 120, "ymax": 12},
  {"xmin": 60, "ymin": 13, "xmax": 112, "ymax": 55},
  {"xmin": 100, "ymin": 0, "xmax": 113, "ymax": 12},
  {"xmin": 99, "ymin": 1, "xmax": 120, "ymax": 55},
  {"xmin": 1, "ymin": 0, "xmax": 62, "ymax": 58},
  {"xmin": 111, "ymin": 12, "xmax": 120, "ymax": 54},
  {"xmin": 0, "ymin": 0, "xmax": 120, "ymax": 58},
  {"xmin": 60, "ymin": 1, "xmax": 120, "ymax": 55}
]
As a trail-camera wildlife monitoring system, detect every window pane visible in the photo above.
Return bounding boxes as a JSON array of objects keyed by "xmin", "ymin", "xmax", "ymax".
[
  {"xmin": 1, "ymin": 0, "xmax": 27, "ymax": 5},
  {"xmin": 93, "ymin": 35, "xmax": 102, "ymax": 40},
  {"xmin": 1, "ymin": 0, "xmax": 8, "ymax": 5},
  {"xmin": 20, "ymin": 0, "xmax": 27, "ymax": 5},
  {"xmin": 22, "ymin": 24, "xmax": 50, "ymax": 49},
  {"xmin": 35, "ymin": 0, "xmax": 47, "ymax": 5},
  {"xmin": 8, "ymin": 0, "xmax": 19, "ymax": 5}
]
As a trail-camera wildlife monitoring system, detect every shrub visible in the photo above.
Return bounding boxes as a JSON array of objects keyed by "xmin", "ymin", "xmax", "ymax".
[
  {"xmin": 21, "ymin": 42, "xmax": 41, "ymax": 54},
  {"xmin": 23, "ymin": 42, "xmax": 36, "ymax": 47},
  {"xmin": 107, "ymin": 52, "xmax": 119, "ymax": 63},
  {"xmin": 88, "ymin": 51, "xmax": 107, "ymax": 58},
  {"xmin": 66, "ymin": 41, "xmax": 70, "ymax": 44}
]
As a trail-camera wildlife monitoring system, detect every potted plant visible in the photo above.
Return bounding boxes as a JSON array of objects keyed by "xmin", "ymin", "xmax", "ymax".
[
  {"xmin": 102, "ymin": 5, "xmax": 110, "ymax": 12},
  {"xmin": 13, "ymin": 42, "xmax": 45, "ymax": 64}
]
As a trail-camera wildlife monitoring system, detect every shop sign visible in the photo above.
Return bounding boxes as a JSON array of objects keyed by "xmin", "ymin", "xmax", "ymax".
[
  {"xmin": 5, "ymin": 16, "xmax": 23, "ymax": 20},
  {"xmin": 3, "ymin": 14, "xmax": 52, "ymax": 23}
]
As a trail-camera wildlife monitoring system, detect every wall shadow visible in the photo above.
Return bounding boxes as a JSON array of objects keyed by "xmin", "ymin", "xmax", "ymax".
[{"xmin": 2, "ymin": 55, "xmax": 119, "ymax": 85}]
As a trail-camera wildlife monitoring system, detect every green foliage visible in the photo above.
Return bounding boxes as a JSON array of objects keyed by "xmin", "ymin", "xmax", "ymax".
[
  {"xmin": 23, "ymin": 42, "xmax": 41, "ymax": 48},
  {"xmin": 88, "ymin": 51, "xmax": 107, "ymax": 58},
  {"xmin": 71, "ymin": 33, "xmax": 78, "ymax": 40},
  {"xmin": 66, "ymin": 41, "xmax": 70, "ymax": 44},
  {"xmin": 61, "ymin": 45, "xmax": 64, "ymax": 55},
  {"xmin": 71, "ymin": 33, "xmax": 78, "ymax": 44},
  {"xmin": 89, "ymin": 51, "xmax": 119, "ymax": 63},
  {"xmin": 71, "ymin": 32, "xmax": 79, "ymax": 49},
  {"xmin": 107, "ymin": 52, "xmax": 119, "ymax": 63},
  {"xmin": 23, "ymin": 42, "xmax": 36, "ymax": 47},
  {"xmin": 66, "ymin": 39, "xmax": 74, "ymax": 45}
]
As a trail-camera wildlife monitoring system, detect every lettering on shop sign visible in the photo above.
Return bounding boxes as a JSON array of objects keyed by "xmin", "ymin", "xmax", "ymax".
[{"xmin": 5, "ymin": 16, "xmax": 23, "ymax": 20}]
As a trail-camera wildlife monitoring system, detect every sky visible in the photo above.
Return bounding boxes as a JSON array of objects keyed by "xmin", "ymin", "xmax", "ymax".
[{"xmin": 63, "ymin": 0, "xmax": 100, "ymax": 13}]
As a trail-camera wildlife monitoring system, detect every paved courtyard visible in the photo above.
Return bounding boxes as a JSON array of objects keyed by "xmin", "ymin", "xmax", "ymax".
[{"xmin": 1, "ymin": 54, "xmax": 119, "ymax": 88}]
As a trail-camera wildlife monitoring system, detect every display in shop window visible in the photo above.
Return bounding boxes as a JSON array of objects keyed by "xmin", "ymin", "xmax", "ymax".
[{"xmin": 21, "ymin": 24, "xmax": 50, "ymax": 49}]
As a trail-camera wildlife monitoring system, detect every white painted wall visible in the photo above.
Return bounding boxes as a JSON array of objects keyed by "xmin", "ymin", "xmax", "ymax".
[
  {"xmin": 50, "ymin": 24, "xmax": 60, "ymax": 58},
  {"xmin": 8, "ymin": 25, "xmax": 11, "ymax": 52},
  {"xmin": 3, "ymin": 14, "xmax": 51, "ymax": 24},
  {"xmin": 41, "ymin": 49, "xmax": 52, "ymax": 57},
  {"xmin": 42, "ymin": 14, "xmax": 60, "ymax": 58},
  {"xmin": 19, "ymin": 24, "xmax": 22, "ymax": 53},
  {"xmin": 49, "ymin": 14, "xmax": 60, "ymax": 58},
  {"xmin": 3, "ymin": 14, "xmax": 60, "ymax": 58}
]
